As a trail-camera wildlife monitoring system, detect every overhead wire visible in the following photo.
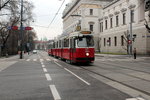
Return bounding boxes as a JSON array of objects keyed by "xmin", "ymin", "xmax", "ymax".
[{"xmin": 47, "ymin": 0, "xmax": 66, "ymax": 28}]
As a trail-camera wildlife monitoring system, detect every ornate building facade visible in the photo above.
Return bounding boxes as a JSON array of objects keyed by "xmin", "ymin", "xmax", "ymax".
[
  {"xmin": 99, "ymin": 0, "xmax": 150, "ymax": 54},
  {"xmin": 62, "ymin": 0, "xmax": 150, "ymax": 54},
  {"xmin": 62, "ymin": 0, "xmax": 113, "ymax": 50}
]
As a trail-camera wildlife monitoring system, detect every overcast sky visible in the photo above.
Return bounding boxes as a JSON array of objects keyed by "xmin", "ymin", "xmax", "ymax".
[{"xmin": 28, "ymin": 0, "xmax": 70, "ymax": 40}]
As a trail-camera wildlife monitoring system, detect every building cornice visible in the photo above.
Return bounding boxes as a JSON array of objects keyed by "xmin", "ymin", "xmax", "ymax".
[
  {"xmin": 128, "ymin": 4, "xmax": 136, "ymax": 9},
  {"xmin": 114, "ymin": 11, "xmax": 120, "ymax": 15},
  {"xmin": 62, "ymin": 0, "xmax": 80, "ymax": 19},
  {"xmin": 103, "ymin": 0, "xmax": 120, "ymax": 9},
  {"xmin": 121, "ymin": 8, "xmax": 127, "ymax": 12},
  {"xmin": 109, "ymin": 14, "xmax": 113, "ymax": 17}
]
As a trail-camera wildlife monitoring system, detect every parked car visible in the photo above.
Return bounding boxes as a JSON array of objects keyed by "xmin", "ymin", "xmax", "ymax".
[{"xmin": 33, "ymin": 50, "xmax": 37, "ymax": 54}]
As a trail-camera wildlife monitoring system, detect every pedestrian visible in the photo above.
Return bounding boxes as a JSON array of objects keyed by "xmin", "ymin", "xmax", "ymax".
[{"xmin": 133, "ymin": 48, "xmax": 136, "ymax": 59}]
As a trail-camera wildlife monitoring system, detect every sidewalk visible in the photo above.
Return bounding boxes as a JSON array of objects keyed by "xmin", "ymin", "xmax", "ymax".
[
  {"xmin": 95, "ymin": 53, "xmax": 150, "ymax": 60},
  {"xmin": 0, "ymin": 53, "xmax": 31, "ymax": 61}
]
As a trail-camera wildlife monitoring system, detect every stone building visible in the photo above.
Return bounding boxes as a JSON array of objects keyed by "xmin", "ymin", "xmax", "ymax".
[
  {"xmin": 62, "ymin": 0, "xmax": 113, "ymax": 51},
  {"xmin": 99, "ymin": 0, "xmax": 150, "ymax": 54},
  {"xmin": 34, "ymin": 41, "xmax": 48, "ymax": 50}
]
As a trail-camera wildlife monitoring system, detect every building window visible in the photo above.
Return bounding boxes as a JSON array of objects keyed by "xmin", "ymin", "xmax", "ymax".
[
  {"xmin": 114, "ymin": 36, "xmax": 117, "ymax": 46},
  {"xmin": 116, "ymin": 15, "xmax": 119, "ymax": 27},
  {"xmin": 110, "ymin": 17, "xmax": 113, "ymax": 28},
  {"xmin": 108, "ymin": 37, "xmax": 111, "ymax": 46},
  {"xmin": 101, "ymin": 22, "xmax": 103, "ymax": 32},
  {"xmin": 131, "ymin": 10, "xmax": 134, "ymax": 23},
  {"xmin": 89, "ymin": 24, "xmax": 93, "ymax": 31},
  {"xmin": 100, "ymin": 22, "xmax": 103, "ymax": 32},
  {"xmin": 90, "ymin": 9, "xmax": 93, "ymax": 15},
  {"xmin": 123, "ymin": 13, "xmax": 126, "ymax": 25},
  {"xmin": 104, "ymin": 38, "xmax": 106, "ymax": 47},
  {"xmin": 121, "ymin": 35, "xmax": 124, "ymax": 46},
  {"xmin": 105, "ymin": 20, "xmax": 107, "ymax": 29},
  {"xmin": 100, "ymin": 23, "xmax": 102, "ymax": 32}
]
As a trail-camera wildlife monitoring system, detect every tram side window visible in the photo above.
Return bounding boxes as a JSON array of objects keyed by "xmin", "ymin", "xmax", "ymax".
[
  {"xmin": 53, "ymin": 42, "xmax": 55, "ymax": 48},
  {"xmin": 70, "ymin": 38, "xmax": 76, "ymax": 48},
  {"xmin": 56, "ymin": 41, "xmax": 59, "ymax": 48},
  {"xmin": 64, "ymin": 39, "xmax": 69, "ymax": 47},
  {"xmin": 59, "ymin": 40, "xmax": 61, "ymax": 48}
]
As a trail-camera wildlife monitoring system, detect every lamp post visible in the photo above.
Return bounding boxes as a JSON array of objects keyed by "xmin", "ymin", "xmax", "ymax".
[
  {"xmin": 128, "ymin": 4, "xmax": 135, "ymax": 55},
  {"xmin": 129, "ymin": 10, "xmax": 133, "ymax": 55},
  {"xmin": 20, "ymin": 0, "xmax": 23, "ymax": 59}
]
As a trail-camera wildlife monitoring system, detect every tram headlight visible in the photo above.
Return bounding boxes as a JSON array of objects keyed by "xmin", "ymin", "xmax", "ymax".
[{"xmin": 86, "ymin": 52, "xmax": 89, "ymax": 56}]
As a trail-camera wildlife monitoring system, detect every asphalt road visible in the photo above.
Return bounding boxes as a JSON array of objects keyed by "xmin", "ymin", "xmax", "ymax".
[{"xmin": 0, "ymin": 51, "xmax": 150, "ymax": 100}]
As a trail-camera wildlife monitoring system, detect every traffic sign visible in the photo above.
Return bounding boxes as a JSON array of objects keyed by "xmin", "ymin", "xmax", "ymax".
[
  {"xmin": 12, "ymin": 26, "xmax": 18, "ymax": 30},
  {"xmin": 25, "ymin": 27, "xmax": 32, "ymax": 30},
  {"xmin": 7, "ymin": 26, "xmax": 18, "ymax": 30},
  {"xmin": 7, "ymin": 26, "xmax": 33, "ymax": 30}
]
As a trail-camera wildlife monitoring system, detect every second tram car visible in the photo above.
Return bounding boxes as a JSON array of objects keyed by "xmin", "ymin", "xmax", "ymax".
[{"xmin": 48, "ymin": 31, "xmax": 95, "ymax": 63}]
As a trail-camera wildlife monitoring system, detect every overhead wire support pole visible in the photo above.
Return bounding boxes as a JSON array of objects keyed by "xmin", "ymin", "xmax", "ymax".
[
  {"xmin": 130, "ymin": 10, "xmax": 133, "ymax": 55},
  {"xmin": 20, "ymin": 0, "xmax": 23, "ymax": 59}
]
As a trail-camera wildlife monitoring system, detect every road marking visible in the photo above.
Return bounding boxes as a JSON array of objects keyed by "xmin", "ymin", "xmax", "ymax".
[
  {"xmin": 40, "ymin": 59, "xmax": 43, "ymax": 62},
  {"xmin": 26, "ymin": 59, "xmax": 30, "ymax": 61},
  {"xmin": 54, "ymin": 61, "xmax": 63, "ymax": 68},
  {"xmin": 45, "ymin": 73, "xmax": 52, "ymax": 81},
  {"xmin": 41, "ymin": 62, "xmax": 44, "ymax": 65},
  {"xmin": 46, "ymin": 59, "xmax": 51, "ymax": 61},
  {"xmin": 53, "ymin": 59, "xmax": 58, "ymax": 62},
  {"xmin": 42, "ymin": 65, "xmax": 45, "ymax": 68},
  {"xmin": 43, "ymin": 68, "xmax": 48, "ymax": 72},
  {"xmin": 64, "ymin": 68, "xmax": 90, "ymax": 85},
  {"xmin": 33, "ymin": 59, "xmax": 37, "ymax": 61},
  {"xmin": 126, "ymin": 97, "xmax": 146, "ymax": 100},
  {"xmin": 49, "ymin": 85, "xmax": 61, "ymax": 100}
]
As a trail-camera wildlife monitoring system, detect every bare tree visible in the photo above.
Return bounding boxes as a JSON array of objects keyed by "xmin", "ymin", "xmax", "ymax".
[
  {"xmin": 0, "ymin": 0, "xmax": 11, "ymax": 11},
  {"xmin": 0, "ymin": 0, "xmax": 36, "ymax": 56}
]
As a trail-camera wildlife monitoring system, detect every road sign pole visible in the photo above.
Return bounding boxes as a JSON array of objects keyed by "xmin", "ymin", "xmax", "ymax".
[{"xmin": 20, "ymin": 0, "xmax": 23, "ymax": 59}]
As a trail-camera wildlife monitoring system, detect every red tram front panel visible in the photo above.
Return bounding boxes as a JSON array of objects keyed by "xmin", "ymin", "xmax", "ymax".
[{"xmin": 69, "ymin": 48, "xmax": 94, "ymax": 63}]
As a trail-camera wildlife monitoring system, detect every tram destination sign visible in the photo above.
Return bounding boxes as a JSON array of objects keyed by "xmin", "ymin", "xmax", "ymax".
[{"xmin": 81, "ymin": 31, "xmax": 91, "ymax": 34}]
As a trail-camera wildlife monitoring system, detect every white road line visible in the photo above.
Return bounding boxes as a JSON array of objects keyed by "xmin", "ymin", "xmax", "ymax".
[
  {"xmin": 54, "ymin": 61, "xmax": 63, "ymax": 68},
  {"xmin": 26, "ymin": 59, "xmax": 30, "ymax": 61},
  {"xmin": 42, "ymin": 65, "xmax": 45, "ymax": 68},
  {"xmin": 45, "ymin": 73, "xmax": 52, "ymax": 81},
  {"xmin": 43, "ymin": 68, "xmax": 48, "ymax": 72},
  {"xmin": 126, "ymin": 97, "xmax": 146, "ymax": 100},
  {"xmin": 41, "ymin": 62, "xmax": 44, "ymax": 65},
  {"xmin": 49, "ymin": 85, "xmax": 61, "ymax": 100},
  {"xmin": 64, "ymin": 68, "xmax": 91, "ymax": 85},
  {"xmin": 33, "ymin": 59, "xmax": 37, "ymax": 61},
  {"xmin": 46, "ymin": 59, "xmax": 51, "ymax": 61},
  {"xmin": 53, "ymin": 59, "xmax": 58, "ymax": 62},
  {"xmin": 40, "ymin": 59, "xmax": 43, "ymax": 62}
]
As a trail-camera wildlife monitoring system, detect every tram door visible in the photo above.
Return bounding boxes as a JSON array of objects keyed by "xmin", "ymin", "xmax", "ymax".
[{"xmin": 70, "ymin": 38, "xmax": 76, "ymax": 62}]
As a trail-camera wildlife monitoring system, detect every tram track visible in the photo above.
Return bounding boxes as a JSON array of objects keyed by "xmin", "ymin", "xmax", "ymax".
[
  {"xmin": 83, "ymin": 63, "xmax": 150, "ymax": 82},
  {"xmin": 52, "ymin": 58, "xmax": 150, "ymax": 97},
  {"xmin": 96, "ymin": 61, "xmax": 150, "ymax": 75},
  {"xmin": 39, "ymin": 52, "xmax": 150, "ymax": 98},
  {"xmin": 79, "ymin": 64, "xmax": 150, "ymax": 96}
]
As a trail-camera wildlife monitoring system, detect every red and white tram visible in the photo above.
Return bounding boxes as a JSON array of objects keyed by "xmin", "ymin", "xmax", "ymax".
[{"xmin": 48, "ymin": 31, "xmax": 95, "ymax": 64}]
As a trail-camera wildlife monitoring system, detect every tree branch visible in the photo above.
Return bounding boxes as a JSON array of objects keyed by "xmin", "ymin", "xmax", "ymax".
[{"xmin": 0, "ymin": 0, "xmax": 11, "ymax": 11}]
